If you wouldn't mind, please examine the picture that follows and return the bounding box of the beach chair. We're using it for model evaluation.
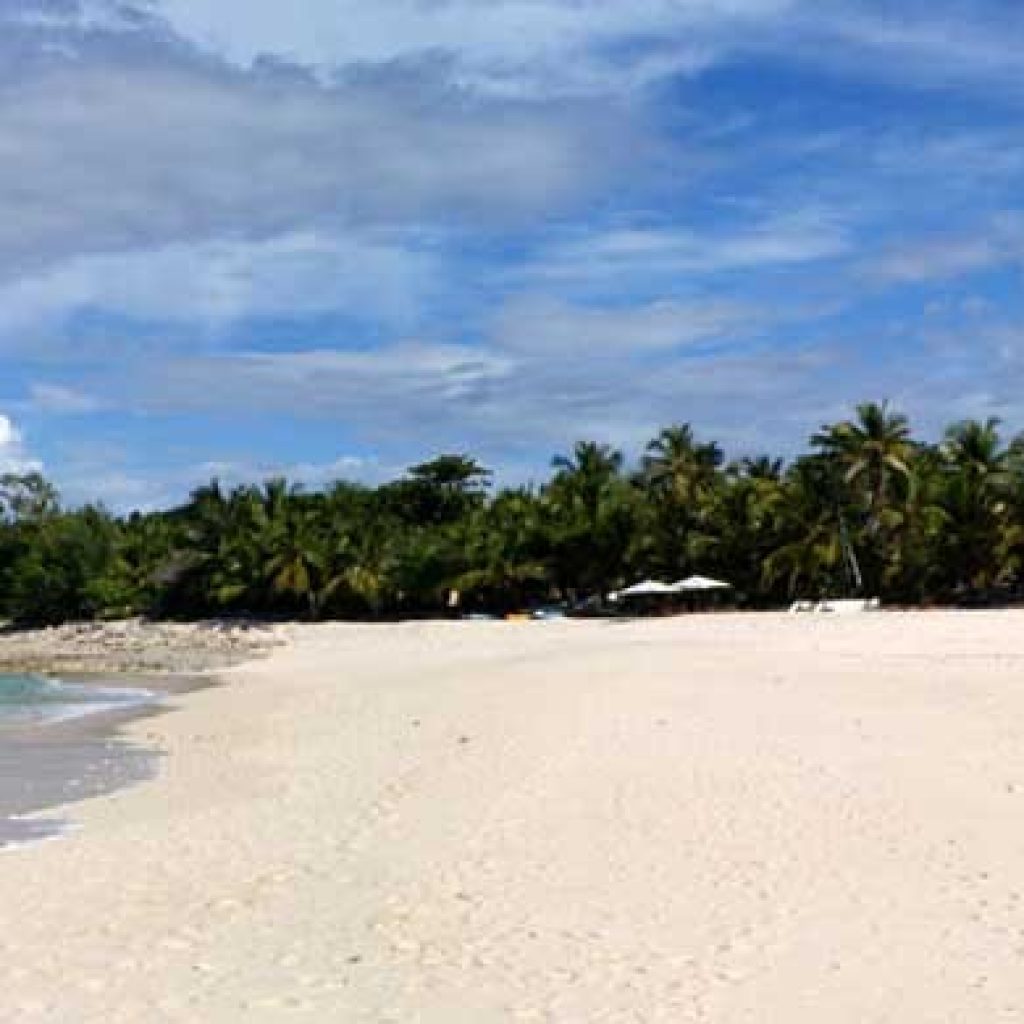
[816,598,881,614]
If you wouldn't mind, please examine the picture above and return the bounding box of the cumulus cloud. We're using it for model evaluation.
[0,415,42,474]
[192,454,390,489]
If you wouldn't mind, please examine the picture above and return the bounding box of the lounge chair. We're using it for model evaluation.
[815,598,881,614]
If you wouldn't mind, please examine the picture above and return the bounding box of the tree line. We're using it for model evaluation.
[2,402,1023,625]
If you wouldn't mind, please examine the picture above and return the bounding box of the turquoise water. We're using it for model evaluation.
[0,674,154,728]
[0,674,160,849]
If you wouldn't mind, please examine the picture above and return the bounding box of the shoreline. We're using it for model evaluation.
[0,674,209,850]
[0,619,280,853]
[3,611,1024,1020]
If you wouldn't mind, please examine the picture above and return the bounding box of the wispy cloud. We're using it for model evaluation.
[490,297,760,355]
[0,231,443,335]
[864,214,1024,283]
[28,383,104,415]
[524,210,851,293]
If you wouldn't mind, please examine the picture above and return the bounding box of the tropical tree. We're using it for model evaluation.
[639,425,724,578]
[4,403,1024,625]
[546,441,636,596]
[641,425,723,505]
[452,488,550,611]
[762,458,847,599]
[811,402,916,594]
[937,419,1010,593]
[812,401,913,526]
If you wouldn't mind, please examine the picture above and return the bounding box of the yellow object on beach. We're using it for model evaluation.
[505,612,531,622]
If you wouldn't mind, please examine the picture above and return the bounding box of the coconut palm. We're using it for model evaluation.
[938,419,1010,593]
[452,489,550,610]
[546,441,635,596]
[637,425,725,578]
[642,425,723,504]
[550,442,623,522]
[812,401,913,526]
[761,459,848,598]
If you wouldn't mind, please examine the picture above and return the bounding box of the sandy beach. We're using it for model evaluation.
[3,612,1024,1021]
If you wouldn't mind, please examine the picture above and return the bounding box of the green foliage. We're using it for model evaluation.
[2,406,1024,625]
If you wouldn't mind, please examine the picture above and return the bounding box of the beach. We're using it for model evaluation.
[2,612,1024,1021]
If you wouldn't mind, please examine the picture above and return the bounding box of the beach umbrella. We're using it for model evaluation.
[671,574,732,592]
[615,579,677,598]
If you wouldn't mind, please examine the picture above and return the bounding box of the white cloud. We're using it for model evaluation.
[148,0,796,96]
[491,297,757,355]
[0,48,628,281]
[0,415,42,474]
[192,454,389,489]
[6,0,1024,503]
[525,210,851,292]
[115,290,835,463]
[56,450,390,510]
[143,1,1024,100]
[810,6,1024,92]
[0,231,442,334]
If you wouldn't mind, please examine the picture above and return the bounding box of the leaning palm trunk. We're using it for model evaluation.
[838,510,863,594]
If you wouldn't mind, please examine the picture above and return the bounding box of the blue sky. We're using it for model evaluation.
[3,0,1024,507]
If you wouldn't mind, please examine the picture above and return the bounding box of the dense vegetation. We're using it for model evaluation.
[4,402,1024,625]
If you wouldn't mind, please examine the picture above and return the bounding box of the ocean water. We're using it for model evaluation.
[0,674,159,849]
[0,674,155,729]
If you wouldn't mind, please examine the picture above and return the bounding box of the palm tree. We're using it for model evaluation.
[939,419,1010,593]
[762,459,847,599]
[812,401,913,527]
[550,442,624,522]
[942,419,1007,483]
[737,455,784,482]
[639,425,724,578]
[810,402,918,594]
[641,425,723,505]
[546,441,633,596]
[711,459,787,601]
[452,489,550,611]
[263,505,328,618]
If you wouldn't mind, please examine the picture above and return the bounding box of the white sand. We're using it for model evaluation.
[3,612,1024,1021]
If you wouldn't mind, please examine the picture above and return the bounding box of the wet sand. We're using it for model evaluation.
[0,676,205,849]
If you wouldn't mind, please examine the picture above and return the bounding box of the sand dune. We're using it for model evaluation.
[3,612,1024,1021]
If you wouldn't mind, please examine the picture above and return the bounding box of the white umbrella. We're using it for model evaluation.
[615,579,677,599]
[672,575,731,592]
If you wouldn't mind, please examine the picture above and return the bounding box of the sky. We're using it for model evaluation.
[2,0,1024,507]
